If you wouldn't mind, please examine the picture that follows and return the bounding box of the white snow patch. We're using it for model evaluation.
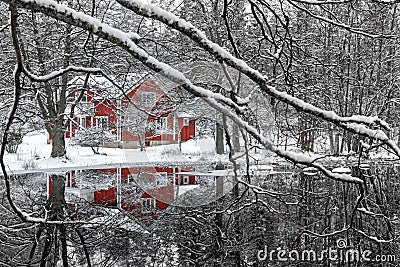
[176,184,200,196]
[331,167,352,174]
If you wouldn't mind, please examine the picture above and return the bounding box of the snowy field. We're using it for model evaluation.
[4,130,222,174]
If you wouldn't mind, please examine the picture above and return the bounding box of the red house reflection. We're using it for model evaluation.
[47,166,196,217]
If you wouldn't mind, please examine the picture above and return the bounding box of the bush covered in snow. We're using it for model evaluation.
[71,127,115,155]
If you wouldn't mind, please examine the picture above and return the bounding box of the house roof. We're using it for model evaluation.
[68,73,149,99]
[177,112,194,118]
[67,69,193,101]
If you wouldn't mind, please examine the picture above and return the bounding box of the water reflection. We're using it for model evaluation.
[47,164,236,215]
[9,161,400,266]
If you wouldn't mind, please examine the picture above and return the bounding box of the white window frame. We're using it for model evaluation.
[183,175,189,185]
[78,117,86,129]
[127,173,137,184]
[156,117,168,130]
[183,118,190,126]
[156,172,169,187]
[141,198,156,209]
[76,82,88,102]
[95,116,108,128]
[81,91,88,102]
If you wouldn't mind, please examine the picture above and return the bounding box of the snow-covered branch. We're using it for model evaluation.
[23,65,102,82]
[0,23,9,32]
[2,1,393,136]
[205,97,363,183]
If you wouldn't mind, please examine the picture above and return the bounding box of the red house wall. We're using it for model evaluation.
[94,188,117,206]
[93,100,116,120]
[179,118,195,141]
[63,78,195,145]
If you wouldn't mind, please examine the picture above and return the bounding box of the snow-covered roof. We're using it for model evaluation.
[68,73,148,98]
[177,112,194,118]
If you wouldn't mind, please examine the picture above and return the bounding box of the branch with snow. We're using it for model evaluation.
[289,0,352,4]
[4,1,394,138]
[23,65,102,82]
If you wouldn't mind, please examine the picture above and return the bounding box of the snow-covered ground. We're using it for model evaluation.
[4,130,223,174]
[6,130,378,176]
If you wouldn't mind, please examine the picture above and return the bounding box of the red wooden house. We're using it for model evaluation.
[55,74,195,147]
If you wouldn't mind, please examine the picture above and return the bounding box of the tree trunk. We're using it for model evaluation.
[49,174,66,215]
[138,134,145,151]
[43,174,67,265]
[54,174,68,267]
[216,122,224,155]
[329,128,335,154]
[51,126,66,158]
[91,146,100,155]
[214,120,225,266]
[60,224,69,267]
[232,124,240,153]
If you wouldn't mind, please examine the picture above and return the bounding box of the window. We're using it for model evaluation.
[141,92,156,108]
[79,117,86,129]
[156,117,168,130]
[156,172,168,187]
[183,118,190,126]
[81,92,88,102]
[95,116,108,128]
[127,173,137,184]
[93,89,103,100]
[141,198,155,209]
[183,175,189,185]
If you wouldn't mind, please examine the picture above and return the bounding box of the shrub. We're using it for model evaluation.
[71,127,115,154]
[5,128,24,154]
